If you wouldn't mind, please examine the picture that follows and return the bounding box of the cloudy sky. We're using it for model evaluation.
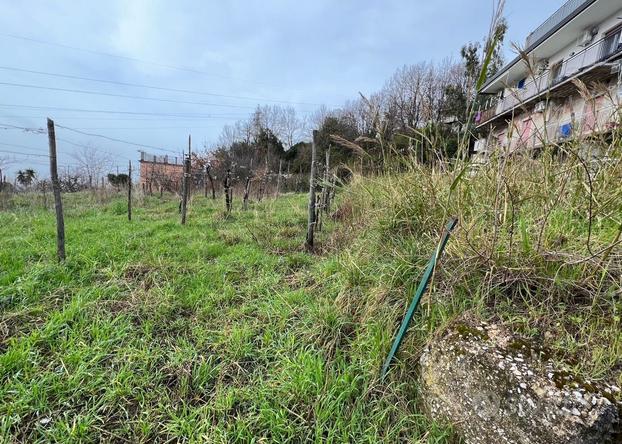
[0,0,564,177]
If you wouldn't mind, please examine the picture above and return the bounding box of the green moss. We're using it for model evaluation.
[454,324,489,341]
[552,370,618,405]
[508,338,551,361]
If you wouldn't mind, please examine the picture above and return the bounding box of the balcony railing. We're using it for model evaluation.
[476,32,622,126]
[476,102,620,154]
[140,151,183,165]
[525,0,593,48]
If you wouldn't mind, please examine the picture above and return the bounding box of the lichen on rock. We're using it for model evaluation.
[419,322,621,444]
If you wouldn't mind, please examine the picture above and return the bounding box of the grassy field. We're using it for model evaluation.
[1,154,621,443]
[0,191,453,443]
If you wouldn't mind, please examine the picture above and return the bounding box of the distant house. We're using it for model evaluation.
[139,151,185,192]
[475,0,622,157]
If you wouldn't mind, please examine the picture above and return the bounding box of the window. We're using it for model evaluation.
[517,78,526,89]
[550,61,563,84]
[601,27,622,60]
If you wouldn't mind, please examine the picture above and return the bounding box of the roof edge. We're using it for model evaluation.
[479,0,599,93]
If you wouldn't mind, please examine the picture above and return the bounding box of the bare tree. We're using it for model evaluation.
[70,143,113,188]
[279,106,308,149]
[0,156,11,187]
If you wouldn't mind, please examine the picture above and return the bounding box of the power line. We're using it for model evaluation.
[0,156,103,170]
[0,103,221,117]
[0,134,134,162]
[55,124,179,154]
[0,141,54,154]
[0,115,251,121]
[0,148,49,158]
[0,65,322,107]
[0,122,178,155]
[56,126,222,130]
[0,32,280,88]
[0,81,261,110]
[0,122,45,132]
[55,137,133,161]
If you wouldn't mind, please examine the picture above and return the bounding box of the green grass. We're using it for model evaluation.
[0,192,452,443]
[2,150,621,443]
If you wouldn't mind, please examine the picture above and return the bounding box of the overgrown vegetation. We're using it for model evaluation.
[1,2,620,441]
[1,127,621,441]
[0,192,454,442]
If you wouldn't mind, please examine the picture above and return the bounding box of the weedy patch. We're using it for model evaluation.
[1,149,619,443]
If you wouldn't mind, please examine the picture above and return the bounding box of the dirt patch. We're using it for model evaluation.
[123,264,160,290]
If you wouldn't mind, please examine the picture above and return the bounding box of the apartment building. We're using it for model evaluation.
[474,0,622,157]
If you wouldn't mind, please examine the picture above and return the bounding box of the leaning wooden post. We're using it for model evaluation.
[47,118,66,261]
[127,160,132,221]
[305,130,318,251]
[181,155,191,224]
[275,159,282,198]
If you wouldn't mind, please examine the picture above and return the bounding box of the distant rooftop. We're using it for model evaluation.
[525,0,593,48]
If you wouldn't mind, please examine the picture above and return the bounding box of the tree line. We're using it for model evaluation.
[207,20,507,176]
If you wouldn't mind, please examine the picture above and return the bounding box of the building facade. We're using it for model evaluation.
[139,151,185,192]
[475,0,622,157]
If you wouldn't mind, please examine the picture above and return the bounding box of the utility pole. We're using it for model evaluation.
[47,118,66,261]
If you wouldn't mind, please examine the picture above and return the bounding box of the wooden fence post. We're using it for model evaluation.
[326,173,336,213]
[275,159,282,198]
[181,155,191,225]
[243,174,251,210]
[315,192,323,232]
[323,147,331,213]
[206,164,216,199]
[305,130,318,251]
[128,160,132,221]
[224,169,232,213]
[41,181,48,209]
[187,135,192,197]
[204,167,208,198]
[47,118,66,261]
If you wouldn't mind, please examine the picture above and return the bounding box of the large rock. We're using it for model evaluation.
[420,322,621,444]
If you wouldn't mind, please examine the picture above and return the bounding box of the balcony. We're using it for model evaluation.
[476,32,622,127]
[525,0,594,49]
[140,151,184,165]
[475,100,620,156]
